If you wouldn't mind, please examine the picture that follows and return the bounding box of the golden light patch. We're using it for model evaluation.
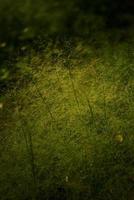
[0,103,3,109]
[115,134,123,143]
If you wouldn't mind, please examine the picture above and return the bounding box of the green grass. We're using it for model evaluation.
[0,41,134,200]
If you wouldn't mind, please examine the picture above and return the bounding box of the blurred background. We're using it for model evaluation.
[0,0,134,88]
[0,0,133,42]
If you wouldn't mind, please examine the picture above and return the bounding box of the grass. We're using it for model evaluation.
[0,40,134,200]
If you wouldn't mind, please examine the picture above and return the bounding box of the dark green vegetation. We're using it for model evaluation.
[0,0,134,200]
[0,0,134,89]
[0,0,134,66]
[0,39,134,200]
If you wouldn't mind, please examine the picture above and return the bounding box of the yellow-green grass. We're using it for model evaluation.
[0,42,134,200]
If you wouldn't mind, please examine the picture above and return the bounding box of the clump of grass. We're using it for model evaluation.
[0,40,134,200]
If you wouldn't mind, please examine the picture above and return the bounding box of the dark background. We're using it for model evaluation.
[0,0,134,43]
[0,0,133,75]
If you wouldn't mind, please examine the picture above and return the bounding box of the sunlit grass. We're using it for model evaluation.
[0,41,134,200]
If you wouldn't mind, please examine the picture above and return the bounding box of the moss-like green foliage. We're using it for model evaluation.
[0,41,134,200]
